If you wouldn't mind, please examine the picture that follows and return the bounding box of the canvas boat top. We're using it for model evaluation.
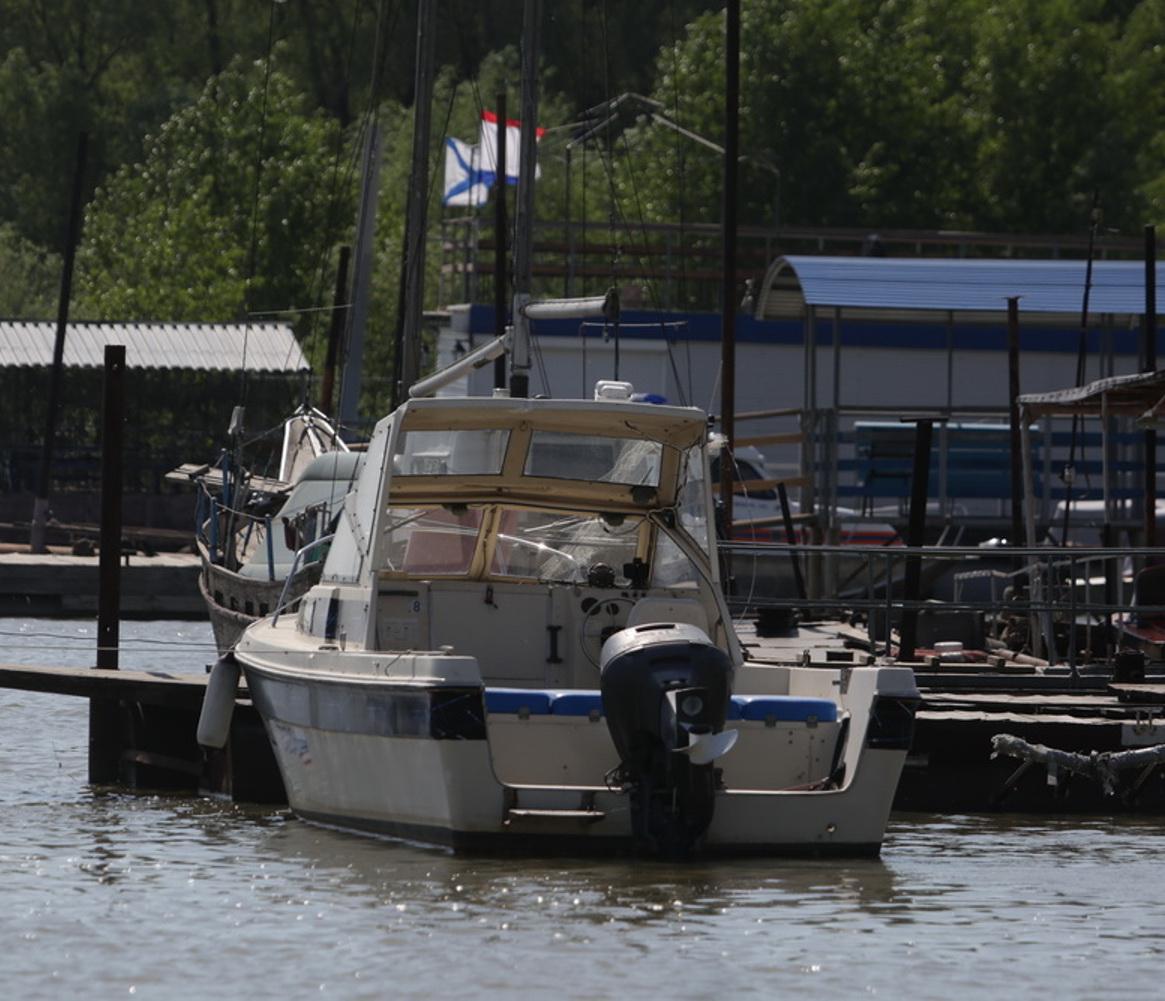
[374,394,710,513]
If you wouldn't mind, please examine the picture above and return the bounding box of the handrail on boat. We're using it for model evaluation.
[271,533,336,626]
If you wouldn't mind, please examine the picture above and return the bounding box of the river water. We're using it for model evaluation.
[2,618,1163,1000]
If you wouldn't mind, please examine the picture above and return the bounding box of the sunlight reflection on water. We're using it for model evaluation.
[2,619,1163,999]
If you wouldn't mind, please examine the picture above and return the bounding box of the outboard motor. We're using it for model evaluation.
[600,622,737,856]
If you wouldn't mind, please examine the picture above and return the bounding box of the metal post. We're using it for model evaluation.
[319,246,350,416]
[31,132,87,553]
[399,0,437,398]
[564,144,572,299]
[494,90,508,390]
[1145,224,1157,548]
[897,418,933,662]
[265,515,275,582]
[339,119,381,425]
[510,0,542,400]
[1020,411,1045,662]
[1007,297,1025,550]
[718,0,740,535]
[777,482,806,601]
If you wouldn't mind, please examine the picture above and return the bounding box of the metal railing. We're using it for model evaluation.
[272,534,336,626]
[721,540,1165,671]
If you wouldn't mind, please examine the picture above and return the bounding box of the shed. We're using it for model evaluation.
[749,256,1161,528]
[755,254,1162,410]
[0,320,309,372]
[0,321,315,497]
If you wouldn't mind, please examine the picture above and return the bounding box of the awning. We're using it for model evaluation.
[1017,370,1165,419]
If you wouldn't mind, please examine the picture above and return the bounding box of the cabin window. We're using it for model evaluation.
[651,530,701,588]
[394,428,509,476]
[490,508,643,583]
[381,506,483,575]
[677,445,712,557]
[524,432,662,487]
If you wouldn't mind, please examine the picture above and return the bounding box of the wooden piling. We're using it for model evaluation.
[90,344,125,783]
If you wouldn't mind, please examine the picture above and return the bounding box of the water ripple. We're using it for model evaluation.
[3,621,1165,998]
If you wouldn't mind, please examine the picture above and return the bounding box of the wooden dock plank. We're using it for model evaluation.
[0,662,210,709]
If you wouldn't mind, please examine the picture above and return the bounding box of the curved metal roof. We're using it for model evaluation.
[755,255,1165,319]
[0,321,309,372]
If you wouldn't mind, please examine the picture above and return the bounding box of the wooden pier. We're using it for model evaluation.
[0,660,285,803]
[737,618,1165,813]
[0,615,1162,815]
[0,549,202,617]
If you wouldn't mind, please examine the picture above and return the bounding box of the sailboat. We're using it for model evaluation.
[210,0,918,857]
[170,405,359,655]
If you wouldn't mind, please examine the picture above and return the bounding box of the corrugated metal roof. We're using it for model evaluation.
[0,321,309,372]
[756,256,1165,319]
[1018,369,1165,417]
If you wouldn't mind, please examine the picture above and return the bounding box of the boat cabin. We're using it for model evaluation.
[302,394,742,688]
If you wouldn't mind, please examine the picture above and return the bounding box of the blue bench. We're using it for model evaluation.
[843,422,1146,507]
[484,688,838,724]
[848,421,1041,504]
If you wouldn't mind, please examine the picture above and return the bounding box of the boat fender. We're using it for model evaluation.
[196,655,241,749]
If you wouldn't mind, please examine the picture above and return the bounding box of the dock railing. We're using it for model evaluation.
[728,402,1154,560]
[722,540,1165,672]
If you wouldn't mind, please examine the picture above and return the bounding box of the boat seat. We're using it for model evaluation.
[728,695,838,724]
[483,688,553,716]
[625,596,709,634]
[484,687,838,724]
[549,691,604,718]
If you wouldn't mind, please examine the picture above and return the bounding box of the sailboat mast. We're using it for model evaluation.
[510,0,542,400]
[399,0,438,399]
[719,0,740,531]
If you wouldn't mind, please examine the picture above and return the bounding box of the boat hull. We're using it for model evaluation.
[238,621,914,857]
[198,541,321,654]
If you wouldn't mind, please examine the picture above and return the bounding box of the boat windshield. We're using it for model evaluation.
[383,506,484,575]
[379,503,646,583]
[394,428,509,476]
[491,508,643,582]
[651,445,712,588]
[524,432,662,487]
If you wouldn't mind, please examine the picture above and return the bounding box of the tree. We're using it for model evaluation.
[964,0,1140,233]
[618,0,1155,243]
[0,224,61,318]
[75,51,355,328]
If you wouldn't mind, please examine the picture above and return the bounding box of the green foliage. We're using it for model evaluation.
[4,0,1165,427]
[0,224,61,318]
[75,52,354,326]
[626,0,1161,236]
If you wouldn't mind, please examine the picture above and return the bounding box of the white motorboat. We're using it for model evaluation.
[229,382,919,857]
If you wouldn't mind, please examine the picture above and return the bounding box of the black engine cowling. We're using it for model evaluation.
[600,621,734,856]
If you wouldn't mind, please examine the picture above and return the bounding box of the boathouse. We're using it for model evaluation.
[436,255,1163,540]
[0,320,312,534]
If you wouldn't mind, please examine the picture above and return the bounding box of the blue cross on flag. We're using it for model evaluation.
[442,137,490,207]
